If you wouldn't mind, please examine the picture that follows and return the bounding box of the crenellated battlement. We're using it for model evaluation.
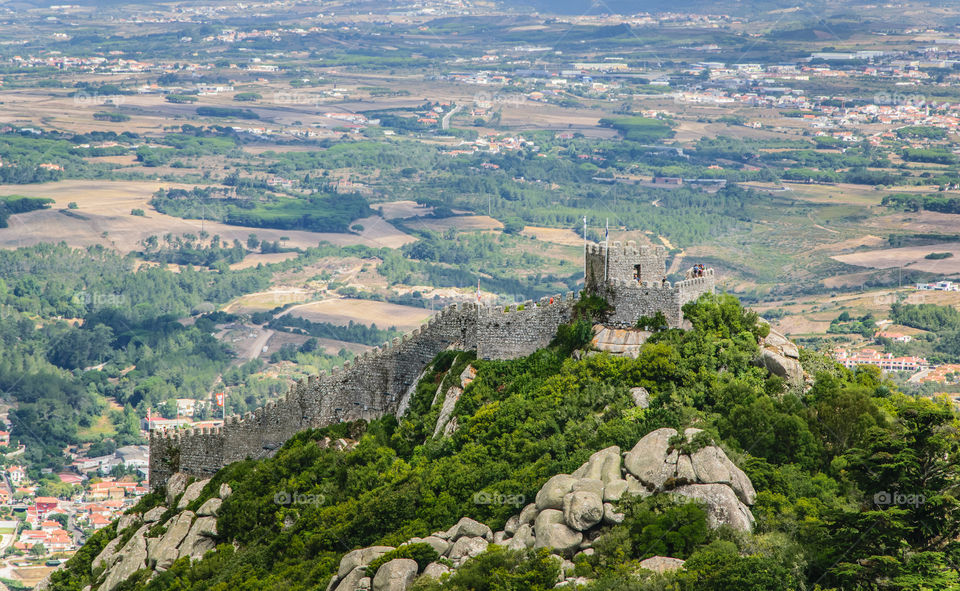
[149,298,483,488]
[150,238,716,490]
[477,291,577,318]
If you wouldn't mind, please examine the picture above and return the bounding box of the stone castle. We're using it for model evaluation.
[149,241,715,488]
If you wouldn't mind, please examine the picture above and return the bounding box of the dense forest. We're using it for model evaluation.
[0,243,276,470]
[48,294,960,590]
[150,189,371,234]
[882,193,960,215]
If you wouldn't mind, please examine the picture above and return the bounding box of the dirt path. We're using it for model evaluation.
[808,211,840,234]
[241,328,275,362]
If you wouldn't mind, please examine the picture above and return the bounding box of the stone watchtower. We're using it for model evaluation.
[585,241,667,291]
[584,240,715,328]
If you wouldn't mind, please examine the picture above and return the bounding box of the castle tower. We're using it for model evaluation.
[585,240,667,294]
[584,238,715,328]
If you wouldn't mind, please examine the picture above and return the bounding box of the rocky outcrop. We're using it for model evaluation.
[433,386,463,437]
[638,556,686,574]
[562,491,603,531]
[372,559,418,591]
[444,517,493,541]
[330,427,757,589]
[591,326,651,358]
[99,524,149,591]
[89,475,226,590]
[166,473,190,505]
[630,387,650,408]
[671,484,754,532]
[758,326,804,387]
[536,475,577,510]
[622,427,756,520]
[178,479,209,509]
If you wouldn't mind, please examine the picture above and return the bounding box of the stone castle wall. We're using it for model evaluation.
[476,292,578,360]
[149,303,479,488]
[149,243,716,490]
[604,269,716,328]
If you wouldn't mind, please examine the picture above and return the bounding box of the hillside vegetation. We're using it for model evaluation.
[47,295,960,590]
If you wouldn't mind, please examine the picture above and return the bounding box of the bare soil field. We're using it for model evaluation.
[810,234,886,253]
[230,252,301,269]
[779,183,888,205]
[772,314,833,336]
[497,103,619,137]
[821,270,884,288]
[283,298,431,331]
[84,154,140,166]
[377,200,434,219]
[832,242,960,275]
[0,181,413,252]
[223,289,324,314]
[522,226,585,247]
[865,211,960,235]
[409,215,503,232]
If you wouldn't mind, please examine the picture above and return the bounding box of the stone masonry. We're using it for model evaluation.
[149,241,715,489]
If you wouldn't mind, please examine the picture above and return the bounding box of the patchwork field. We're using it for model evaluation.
[832,242,960,275]
[0,181,414,252]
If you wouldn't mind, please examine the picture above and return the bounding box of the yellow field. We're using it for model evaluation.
[229,252,301,270]
[409,215,503,232]
[833,243,960,274]
[282,298,432,331]
[522,226,584,247]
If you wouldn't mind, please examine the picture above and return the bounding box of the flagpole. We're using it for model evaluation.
[603,218,609,282]
[583,216,587,288]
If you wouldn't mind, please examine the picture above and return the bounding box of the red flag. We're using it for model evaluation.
[216,392,224,407]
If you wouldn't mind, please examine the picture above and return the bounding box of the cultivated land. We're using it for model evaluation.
[281,298,432,331]
[0,181,414,251]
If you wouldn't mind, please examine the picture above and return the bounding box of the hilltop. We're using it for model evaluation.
[41,294,960,591]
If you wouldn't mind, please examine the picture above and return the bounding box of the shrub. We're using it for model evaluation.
[636,311,669,332]
[573,293,612,322]
[165,94,198,104]
[365,543,438,576]
[553,318,594,352]
[409,547,559,591]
